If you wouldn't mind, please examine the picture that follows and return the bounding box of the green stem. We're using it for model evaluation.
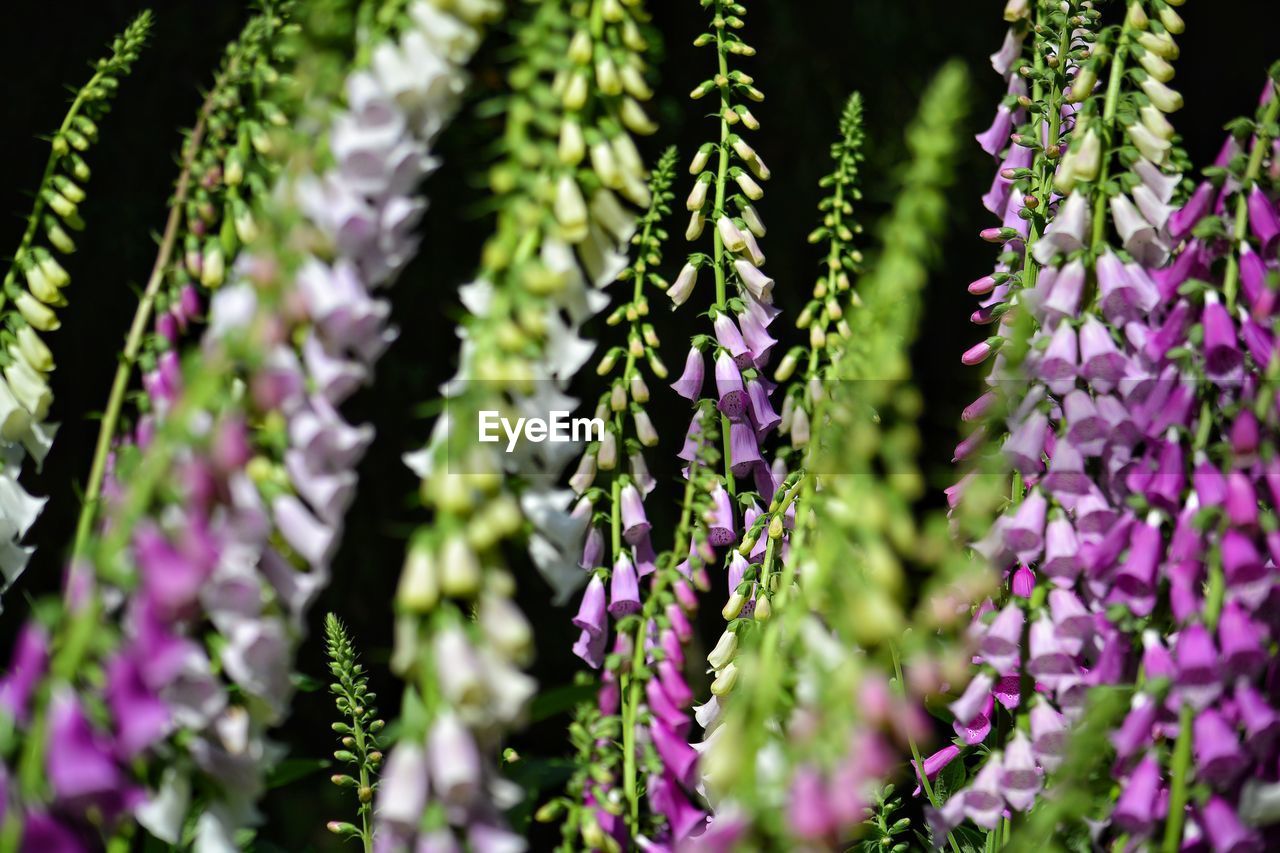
[1,73,102,305]
[72,79,223,560]
[1160,704,1194,853]
[892,644,963,853]
[1222,87,1280,310]
[711,5,735,498]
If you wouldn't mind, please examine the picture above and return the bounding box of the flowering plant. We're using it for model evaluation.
[0,0,1276,851]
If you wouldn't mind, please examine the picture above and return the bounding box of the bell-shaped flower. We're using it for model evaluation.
[608,554,641,618]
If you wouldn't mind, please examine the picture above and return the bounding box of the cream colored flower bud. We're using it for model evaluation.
[5,360,51,420]
[716,216,747,253]
[397,538,440,612]
[1067,66,1097,103]
[1158,5,1184,33]
[630,374,649,403]
[686,178,709,211]
[15,292,59,332]
[735,172,763,200]
[1136,31,1179,60]
[567,29,592,64]
[721,592,746,621]
[554,175,589,243]
[0,379,32,441]
[595,57,622,96]
[558,120,584,166]
[620,63,652,100]
[710,661,739,696]
[620,98,656,135]
[1137,50,1174,83]
[707,631,738,670]
[1141,77,1183,113]
[612,133,644,179]
[25,267,61,305]
[774,351,798,382]
[686,211,706,242]
[15,326,54,374]
[201,245,225,287]
[439,534,482,598]
[563,72,588,111]
[597,430,618,470]
[1124,1,1148,29]
[1127,121,1171,164]
[1139,104,1175,140]
[740,203,766,237]
[689,145,712,175]
[590,141,622,188]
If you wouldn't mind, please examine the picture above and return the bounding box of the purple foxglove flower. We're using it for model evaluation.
[1221,528,1265,593]
[746,379,780,437]
[1112,753,1161,837]
[1081,512,1134,576]
[1240,310,1275,368]
[1010,565,1035,599]
[47,690,139,820]
[1239,243,1269,311]
[713,313,752,370]
[105,654,171,759]
[961,759,1005,830]
[1225,471,1259,528]
[633,534,658,579]
[706,483,736,547]
[1095,394,1140,448]
[714,352,748,420]
[1000,731,1041,811]
[0,623,47,723]
[1042,517,1081,583]
[961,339,998,366]
[1029,700,1067,772]
[968,273,998,296]
[1200,795,1263,853]
[734,258,774,303]
[1203,295,1244,382]
[608,555,641,618]
[579,525,604,570]
[1033,193,1090,265]
[1144,300,1192,362]
[737,308,776,368]
[1027,615,1075,687]
[657,659,693,709]
[979,603,1024,675]
[573,573,607,636]
[787,766,836,841]
[647,677,690,736]
[619,484,650,545]
[427,711,482,807]
[728,421,762,478]
[950,673,994,744]
[1003,490,1046,560]
[677,409,705,466]
[376,742,428,833]
[954,424,989,463]
[1218,602,1266,678]
[1062,390,1105,447]
[1079,315,1127,388]
[1048,588,1093,643]
[1235,680,1280,755]
[273,493,338,569]
[135,523,214,620]
[1097,250,1146,324]
[284,451,356,525]
[1194,708,1247,788]
[19,813,88,851]
[666,602,693,644]
[912,745,961,796]
[1193,458,1228,508]
[1247,185,1280,255]
[573,628,606,669]
[1174,624,1222,710]
[1168,181,1214,240]
[1111,696,1158,765]
[1041,259,1085,325]
[976,102,1015,157]
[1086,627,1131,687]
[671,347,706,401]
[1230,410,1260,458]
[1113,515,1162,607]
[650,720,698,788]
[1042,439,1090,496]
[989,27,1025,78]
[1003,410,1048,476]
[1144,438,1186,512]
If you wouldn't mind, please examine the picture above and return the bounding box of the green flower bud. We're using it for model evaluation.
[15,292,60,332]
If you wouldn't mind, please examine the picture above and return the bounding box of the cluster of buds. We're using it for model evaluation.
[0,11,152,594]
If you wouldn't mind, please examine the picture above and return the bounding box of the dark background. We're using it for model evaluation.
[1,1,1275,848]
